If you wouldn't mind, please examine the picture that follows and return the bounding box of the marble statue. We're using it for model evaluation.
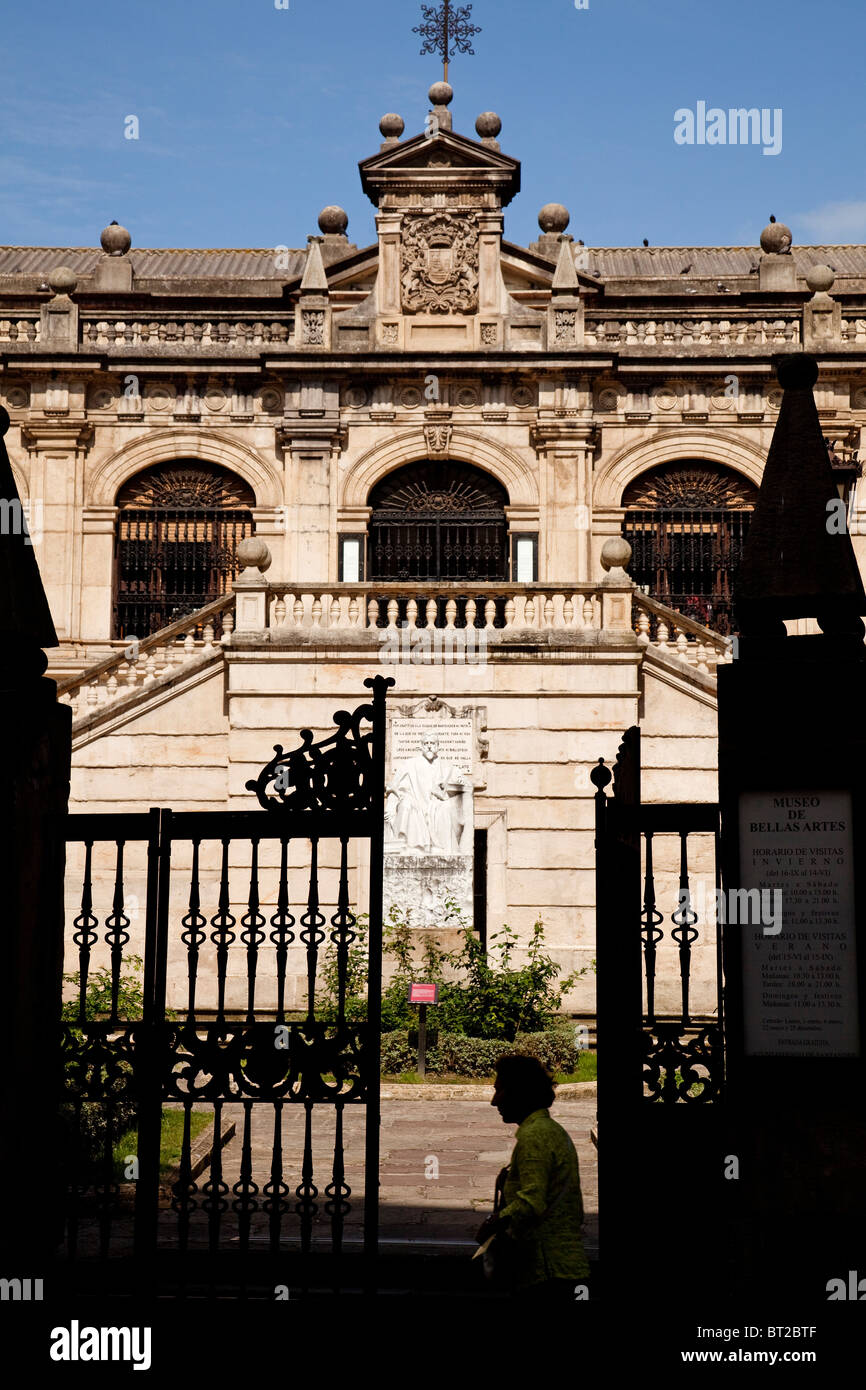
[386,734,467,854]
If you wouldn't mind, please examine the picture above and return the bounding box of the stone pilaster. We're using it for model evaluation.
[531,414,597,582]
[80,506,117,639]
[20,418,94,639]
[277,386,343,582]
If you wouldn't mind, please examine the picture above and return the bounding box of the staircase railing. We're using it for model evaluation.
[633,591,733,673]
[56,593,235,718]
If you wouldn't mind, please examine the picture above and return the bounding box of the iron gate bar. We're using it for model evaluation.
[641,831,663,1026]
[593,729,725,1103]
[58,676,393,1297]
[593,727,727,1304]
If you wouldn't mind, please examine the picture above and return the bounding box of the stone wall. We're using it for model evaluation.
[65,619,722,1018]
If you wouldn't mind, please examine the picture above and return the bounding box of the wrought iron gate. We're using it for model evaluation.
[621,461,758,635]
[592,727,731,1300]
[368,460,509,581]
[56,676,392,1298]
[114,461,254,639]
[623,508,752,635]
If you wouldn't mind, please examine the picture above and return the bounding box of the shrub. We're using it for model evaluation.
[381,1028,579,1079]
[380,1030,419,1075]
[317,915,371,1025]
[435,916,585,1041]
[318,902,586,1044]
[61,954,148,1025]
[59,955,159,1174]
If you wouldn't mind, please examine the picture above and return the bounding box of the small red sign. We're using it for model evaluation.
[408,983,439,1005]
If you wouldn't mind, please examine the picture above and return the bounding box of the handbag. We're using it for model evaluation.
[478,1163,574,1287]
[478,1166,522,1288]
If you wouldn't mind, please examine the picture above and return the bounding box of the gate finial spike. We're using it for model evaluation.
[590,757,612,791]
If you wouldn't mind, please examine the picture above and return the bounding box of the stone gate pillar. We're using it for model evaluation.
[0,406,72,1269]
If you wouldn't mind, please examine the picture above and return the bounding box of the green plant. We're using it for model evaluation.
[112,1109,211,1181]
[317,914,371,1024]
[435,916,585,1041]
[317,901,455,1030]
[61,954,146,1023]
[380,1027,583,1079]
[317,901,587,1044]
[59,955,175,1173]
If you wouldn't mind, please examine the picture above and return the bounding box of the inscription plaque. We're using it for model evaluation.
[738,789,860,1058]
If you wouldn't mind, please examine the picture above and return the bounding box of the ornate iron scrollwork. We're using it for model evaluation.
[246,682,393,813]
[164,1022,368,1104]
[642,1025,723,1103]
[622,462,758,511]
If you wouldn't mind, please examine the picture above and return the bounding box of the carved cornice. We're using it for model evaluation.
[20,419,94,452]
[530,419,598,450]
[277,418,347,452]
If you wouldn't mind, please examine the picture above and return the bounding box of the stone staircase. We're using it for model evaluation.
[57,594,235,748]
[56,583,730,750]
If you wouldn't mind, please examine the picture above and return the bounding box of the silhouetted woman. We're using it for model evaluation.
[477,1054,590,1301]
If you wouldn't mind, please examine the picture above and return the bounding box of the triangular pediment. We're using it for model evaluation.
[360,129,520,207]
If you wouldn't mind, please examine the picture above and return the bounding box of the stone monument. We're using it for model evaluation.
[383,702,476,931]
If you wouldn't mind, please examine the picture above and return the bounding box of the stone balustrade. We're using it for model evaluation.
[58,575,733,727]
[0,317,40,343]
[584,317,800,347]
[261,584,608,635]
[56,595,235,721]
[633,592,733,672]
[80,317,293,349]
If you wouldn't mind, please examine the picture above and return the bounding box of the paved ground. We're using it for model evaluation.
[198,1091,599,1258]
[70,1091,598,1271]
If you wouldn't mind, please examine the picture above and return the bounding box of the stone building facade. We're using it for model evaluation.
[3,82,866,1015]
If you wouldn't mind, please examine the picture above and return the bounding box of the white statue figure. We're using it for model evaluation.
[386,735,467,854]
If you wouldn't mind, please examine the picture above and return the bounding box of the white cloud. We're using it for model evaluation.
[796,200,866,243]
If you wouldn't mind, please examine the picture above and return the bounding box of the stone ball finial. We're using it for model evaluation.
[775,353,819,391]
[0,405,10,437]
[428,81,454,107]
[538,203,571,234]
[48,266,77,296]
[236,536,272,573]
[318,205,348,235]
[760,215,792,254]
[600,537,633,574]
[100,220,132,255]
[475,111,502,139]
[379,112,405,139]
[806,263,835,294]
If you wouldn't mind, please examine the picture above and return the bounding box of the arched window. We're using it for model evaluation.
[114,461,255,639]
[622,462,758,635]
[368,460,509,582]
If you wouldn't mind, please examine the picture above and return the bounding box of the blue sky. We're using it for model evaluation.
[1,0,864,251]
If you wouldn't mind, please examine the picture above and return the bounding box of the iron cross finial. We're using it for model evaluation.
[413,2,481,83]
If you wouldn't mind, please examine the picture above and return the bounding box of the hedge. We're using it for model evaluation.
[381,1027,579,1078]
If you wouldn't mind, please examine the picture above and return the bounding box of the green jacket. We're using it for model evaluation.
[499,1108,590,1287]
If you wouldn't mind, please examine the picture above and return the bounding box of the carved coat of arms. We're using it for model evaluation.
[401,213,479,314]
